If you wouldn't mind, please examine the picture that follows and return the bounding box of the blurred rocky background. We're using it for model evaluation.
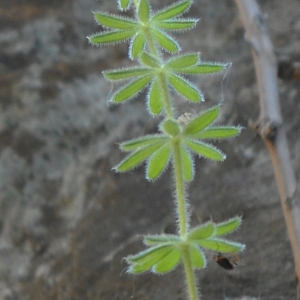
[0,0,300,299]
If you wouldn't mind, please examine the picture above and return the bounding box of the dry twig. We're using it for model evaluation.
[235,0,300,297]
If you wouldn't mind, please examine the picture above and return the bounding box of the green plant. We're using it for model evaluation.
[88,0,245,299]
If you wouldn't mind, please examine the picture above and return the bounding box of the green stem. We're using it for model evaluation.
[133,0,158,58]
[173,141,199,300]
[132,2,198,298]
[144,30,159,58]
[182,248,199,300]
[133,0,173,118]
[173,141,188,237]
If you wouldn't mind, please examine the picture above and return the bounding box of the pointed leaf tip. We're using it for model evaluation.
[126,245,173,273]
[166,53,199,69]
[154,19,198,31]
[103,67,151,81]
[120,135,167,151]
[152,0,192,22]
[194,126,242,140]
[152,29,180,53]
[184,106,220,136]
[115,142,164,172]
[88,30,135,46]
[180,62,227,75]
[112,74,152,103]
[93,12,137,29]
[144,234,181,246]
[214,216,242,237]
[185,140,225,161]
[196,238,245,253]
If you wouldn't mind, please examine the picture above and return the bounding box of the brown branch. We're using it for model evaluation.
[235,0,300,297]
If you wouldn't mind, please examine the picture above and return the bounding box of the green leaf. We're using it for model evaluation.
[130,33,146,58]
[179,63,227,74]
[118,0,131,10]
[140,52,161,68]
[93,12,137,29]
[187,221,215,241]
[144,234,181,246]
[147,143,172,180]
[183,106,219,135]
[152,0,192,22]
[185,140,225,161]
[153,247,181,273]
[148,79,163,115]
[190,244,206,269]
[196,238,245,253]
[121,135,168,151]
[88,29,135,45]
[161,119,181,136]
[112,75,152,102]
[168,74,202,102]
[104,67,151,80]
[115,143,164,172]
[154,19,197,31]
[152,28,180,52]
[180,146,194,181]
[214,216,242,237]
[127,244,173,273]
[193,126,242,140]
[166,53,199,69]
[138,0,150,23]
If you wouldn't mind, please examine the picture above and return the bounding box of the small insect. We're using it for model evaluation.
[213,253,239,270]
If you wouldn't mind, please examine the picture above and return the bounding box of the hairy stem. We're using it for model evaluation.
[144,29,159,58]
[134,3,197,299]
[173,140,188,237]
[173,140,198,300]
[182,248,199,300]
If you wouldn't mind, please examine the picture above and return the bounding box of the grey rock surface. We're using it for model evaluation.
[0,0,300,299]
